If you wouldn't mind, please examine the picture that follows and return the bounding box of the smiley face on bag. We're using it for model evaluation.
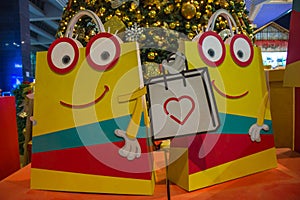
[33,32,142,135]
[187,31,271,121]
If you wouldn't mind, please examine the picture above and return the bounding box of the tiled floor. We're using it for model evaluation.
[0,148,299,200]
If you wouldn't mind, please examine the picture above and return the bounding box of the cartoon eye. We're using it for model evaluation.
[230,34,254,67]
[198,31,226,67]
[47,38,79,74]
[86,32,121,71]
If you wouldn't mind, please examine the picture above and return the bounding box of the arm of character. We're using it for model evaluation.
[248,91,270,142]
[114,87,149,160]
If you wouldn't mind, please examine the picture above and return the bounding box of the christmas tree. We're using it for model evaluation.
[56,0,253,78]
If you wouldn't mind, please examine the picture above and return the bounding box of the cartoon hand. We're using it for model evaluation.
[114,129,141,161]
[248,123,269,142]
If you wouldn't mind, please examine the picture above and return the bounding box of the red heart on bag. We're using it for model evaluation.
[163,95,195,125]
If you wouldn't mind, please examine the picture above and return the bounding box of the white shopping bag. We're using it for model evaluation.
[147,67,219,140]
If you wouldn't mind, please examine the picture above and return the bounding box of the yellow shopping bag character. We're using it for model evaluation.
[31,10,154,195]
[168,9,277,191]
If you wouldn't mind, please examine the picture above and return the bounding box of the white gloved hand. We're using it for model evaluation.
[114,129,141,161]
[248,123,269,142]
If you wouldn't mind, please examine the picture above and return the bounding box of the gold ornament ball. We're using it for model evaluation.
[100,7,106,13]
[131,2,138,9]
[148,10,156,18]
[192,25,198,32]
[164,7,171,14]
[84,35,90,43]
[219,20,226,29]
[232,26,237,32]
[169,22,176,29]
[148,52,156,60]
[197,24,202,30]
[181,2,197,20]
[185,22,191,29]
[196,12,201,19]
[188,32,195,40]
[89,30,96,37]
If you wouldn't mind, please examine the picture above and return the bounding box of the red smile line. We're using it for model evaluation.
[212,80,248,99]
[60,85,109,109]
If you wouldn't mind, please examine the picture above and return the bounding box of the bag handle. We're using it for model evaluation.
[193,9,238,41]
[64,10,106,38]
[206,9,238,36]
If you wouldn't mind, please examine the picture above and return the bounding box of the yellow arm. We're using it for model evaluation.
[118,87,149,139]
[256,91,269,126]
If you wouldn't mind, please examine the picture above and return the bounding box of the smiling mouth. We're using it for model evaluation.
[212,80,248,99]
[60,85,109,109]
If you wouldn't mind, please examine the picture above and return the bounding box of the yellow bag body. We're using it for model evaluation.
[168,9,277,191]
[31,10,154,195]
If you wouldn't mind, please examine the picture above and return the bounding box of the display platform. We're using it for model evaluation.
[0,149,299,200]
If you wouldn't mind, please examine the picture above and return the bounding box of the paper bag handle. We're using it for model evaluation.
[206,9,238,36]
[192,9,238,41]
[64,10,105,38]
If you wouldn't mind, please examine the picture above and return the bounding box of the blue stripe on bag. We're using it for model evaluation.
[215,113,273,134]
[32,114,147,153]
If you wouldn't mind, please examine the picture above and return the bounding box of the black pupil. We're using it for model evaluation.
[62,55,71,64]
[237,50,244,58]
[207,48,215,58]
[101,51,110,60]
